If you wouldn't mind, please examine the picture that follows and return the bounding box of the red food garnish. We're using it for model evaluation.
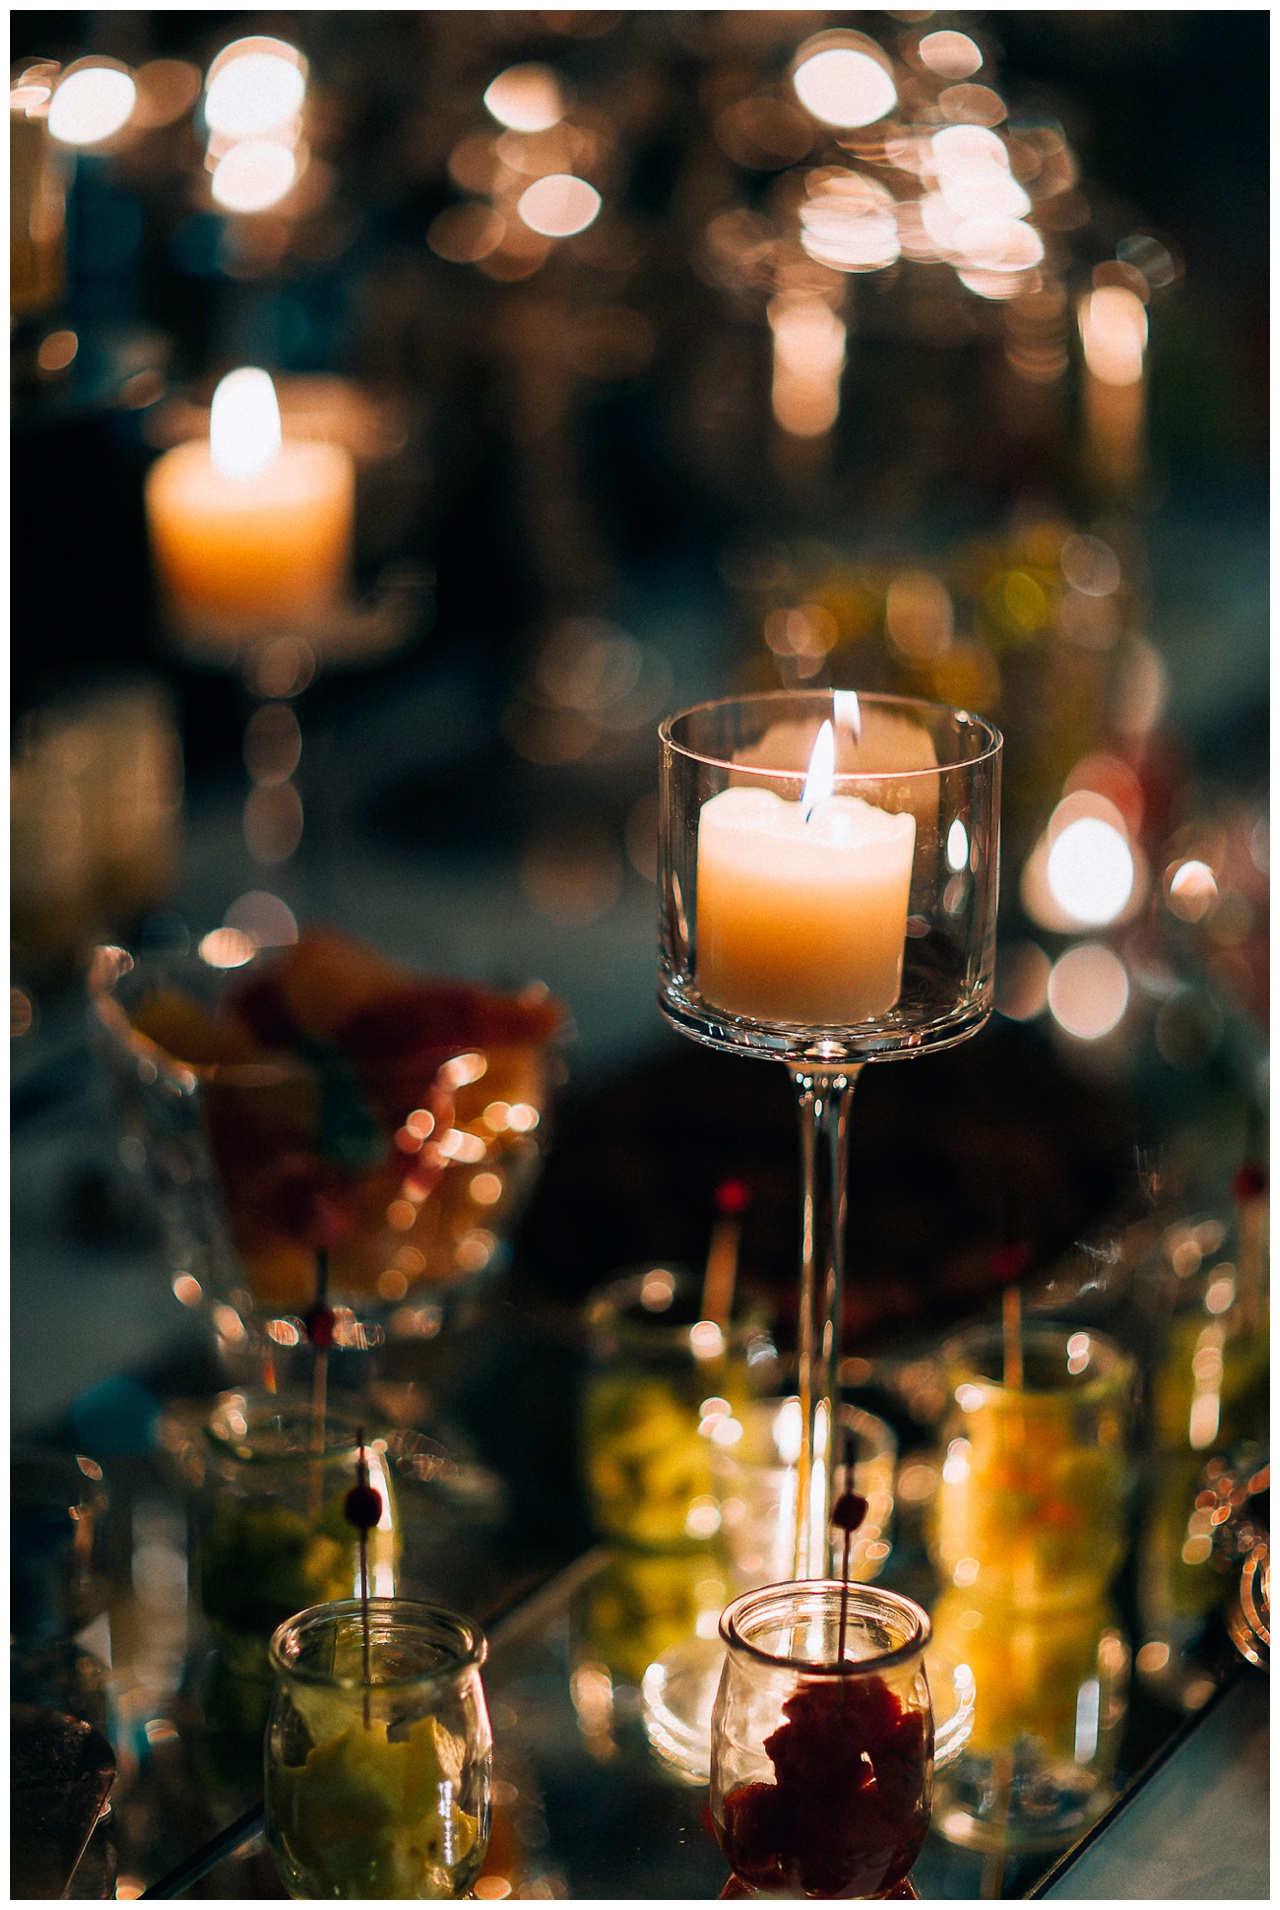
[343,1481,382,1532]
[304,1304,336,1350]
[1233,1163,1267,1203]
[719,1677,930,1899]
[991,1242,1031,1286]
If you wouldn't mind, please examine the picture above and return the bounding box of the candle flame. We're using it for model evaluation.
[210,366,282,478]
[833,689,861,742]
[801,719,836,821]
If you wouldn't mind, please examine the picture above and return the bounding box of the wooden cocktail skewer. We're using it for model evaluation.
[344,1428,382,1732]
[305,1249,336,1521]
[701,1179,749,1330]
[992,1241,1030,1394]
[830,1430,868,1669]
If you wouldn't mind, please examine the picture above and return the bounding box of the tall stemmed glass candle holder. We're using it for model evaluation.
[659,691,1000,1577]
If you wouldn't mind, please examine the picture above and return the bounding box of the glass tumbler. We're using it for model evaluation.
[172,1395,399,1756]
[266,1598,492,1900]
[931,1326,1131,1609]
[583,1263,776,1549]
[711,1581,935,1899]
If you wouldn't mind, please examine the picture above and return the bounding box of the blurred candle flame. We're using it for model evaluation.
[210,367,281,478]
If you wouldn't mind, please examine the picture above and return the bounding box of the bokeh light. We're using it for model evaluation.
[792,36,897,129]
[995,940,1051,1021]
[919,31,983,79]
[1047,943,1129,1040]
[47,63,137,145]
[211,139,298,214]
[1046,816,1135,926]
[1079,286,1147,386]
[204,39,306,139]
[800,173,900,272]
[769,294,846,437]
[223,890,298,946]
[484,64,565,132]
[516,173,600,237]
[1166,860,1218,923]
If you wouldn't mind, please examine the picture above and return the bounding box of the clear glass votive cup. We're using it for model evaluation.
[713,1398,897,1590]
[266,1598,492,1900]
[931,1325,1131,1609]
[711,1581,936,1900]
[582,1263,776,1550]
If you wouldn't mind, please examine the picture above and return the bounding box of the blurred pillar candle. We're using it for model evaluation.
[696,722,915,1024]
[145,367,352,651]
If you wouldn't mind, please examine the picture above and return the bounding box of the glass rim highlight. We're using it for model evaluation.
[720,1579,932,1676]
[660,689,1003,782]
[269,1597,487,1688]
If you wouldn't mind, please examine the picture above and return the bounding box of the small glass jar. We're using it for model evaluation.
[931,1326,1130,1610]
[714,1399,897,1590]
[582,1264,776,1550]
[929,1588,1129,1851]
[174,1395,399,1756]
[711,1581,934,1899]
[266,1598,491,1900]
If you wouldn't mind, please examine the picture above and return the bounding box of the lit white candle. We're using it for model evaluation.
[696,720,916,1025]
[146,367,353,649]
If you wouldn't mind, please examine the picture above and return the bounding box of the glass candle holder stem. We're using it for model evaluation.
[790,1059,859,1579]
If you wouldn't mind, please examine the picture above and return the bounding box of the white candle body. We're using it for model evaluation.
[146,438,353,645]
[696,786,916,1025]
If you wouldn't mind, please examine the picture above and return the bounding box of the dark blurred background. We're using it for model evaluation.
[11,10,1268,1376]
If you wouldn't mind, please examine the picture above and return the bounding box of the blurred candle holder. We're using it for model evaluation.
[930,1324,1132,1612]
[641,1399,897,1784]
[928,1589,1130,1854]
[165,1393,398,1772]
[582,1263,777,1552]
[659,691,1001,1578]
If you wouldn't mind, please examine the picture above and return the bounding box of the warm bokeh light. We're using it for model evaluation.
[800,173,900,272]
[132,59,202,129]
[37,329,78,372]
[204,39,306,139]
[516,173,600,237]
[223,890,298,946]
[1166,859,1219,923]
[1060,533,1121,596]
[919,31,983,79]
[47,63,137,145]
[199,926,256,968]
[1047,943,1129,1040]
[792,36,897,129]
[211,139,298,213]
[1079,286,1147,386]
[1046,816,1135,926]
[210,367,281,477]
[484,63,565,132]
[885,570,952,659]
[995,940,1051,1021]
[428,203,506,264]
[930,124,1008,178]
[954,216,1043,271]
[940,170,1030,220]
[769,294,846,437]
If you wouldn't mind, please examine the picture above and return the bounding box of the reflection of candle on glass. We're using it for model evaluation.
[145,367,353,646]
[697,720,916,1025]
